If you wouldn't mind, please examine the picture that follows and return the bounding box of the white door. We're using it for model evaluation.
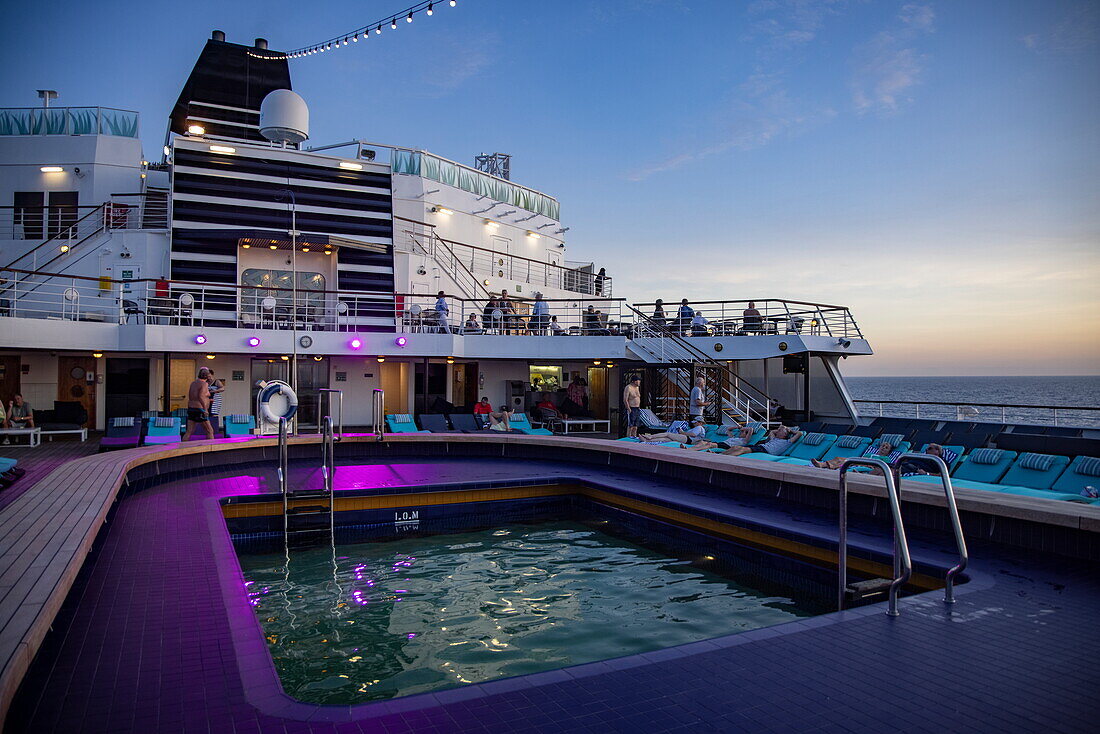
[491,236,512,280]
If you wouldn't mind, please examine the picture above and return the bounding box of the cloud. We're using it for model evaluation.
[626,75,836,180]
[850,32,926,114]
[1022,3,1098,54]
[747,0,847,49]
[899,4,935,32]
[420,40,493,96]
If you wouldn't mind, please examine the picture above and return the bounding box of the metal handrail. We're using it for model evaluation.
[318,389,344,437]
[373,388,385,441]
[277,416,289,499]
[892,453,968,603]
[838,457,912,617]
[853,398,1100,427]
[321,416,336,497]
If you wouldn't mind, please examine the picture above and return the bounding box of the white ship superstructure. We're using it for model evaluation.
[0,32,872,431]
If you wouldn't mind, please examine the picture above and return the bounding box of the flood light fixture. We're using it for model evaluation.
[194,334,207,345]
[187,124,205,135]
[40,166,63,173]
[394,336,408,347]
[349,337,363,350]
[247,336,261,348]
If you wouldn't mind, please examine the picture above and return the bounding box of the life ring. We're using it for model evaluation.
[258,381,298,424]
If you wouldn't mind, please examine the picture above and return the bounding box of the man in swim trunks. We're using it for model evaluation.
[623,375,642,438]
[182,367,214,440]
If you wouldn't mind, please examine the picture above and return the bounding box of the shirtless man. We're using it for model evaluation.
[182,367,214,440]
[623,375,642,438]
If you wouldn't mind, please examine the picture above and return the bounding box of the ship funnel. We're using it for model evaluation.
[259,89,309,145]
[211,30,225,41]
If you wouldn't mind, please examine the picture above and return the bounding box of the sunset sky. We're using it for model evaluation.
[1,0,1097,375]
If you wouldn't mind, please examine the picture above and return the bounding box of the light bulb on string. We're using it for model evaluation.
[391,18,398,29]
[376,25,382,34]
[450,0,457,6]
[427,3,434,15]
[406,11,413,22]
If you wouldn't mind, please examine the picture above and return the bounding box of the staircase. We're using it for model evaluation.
[407,230,491,301]
[625,305,776,426]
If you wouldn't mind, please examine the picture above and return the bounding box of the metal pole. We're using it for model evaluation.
[162,352,171,414]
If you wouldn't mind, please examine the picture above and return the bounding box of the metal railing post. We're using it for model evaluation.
[838,457,912,617]
[373,388,385,441]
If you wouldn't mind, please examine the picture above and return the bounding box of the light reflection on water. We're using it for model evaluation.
[239,521,812,704]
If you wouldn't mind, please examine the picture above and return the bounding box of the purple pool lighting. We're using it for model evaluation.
[247,336,261,347]
[349,337,363,349]
[394,336,407,347]
[194,334,207,345]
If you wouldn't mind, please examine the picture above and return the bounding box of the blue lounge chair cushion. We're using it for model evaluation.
[0,458,17,471]
[801,432,828,446]
[738,453,788,462]
[999,453,1071,490]
[953,450,1017,484]
[1051,456,1100,495]
[877,433,906,449]
[785,435,838,461]
[153,417,176,428]
[509,414,554,435]
[819,436,871,460]
[967,448,1004,465]
[835,435,863,449]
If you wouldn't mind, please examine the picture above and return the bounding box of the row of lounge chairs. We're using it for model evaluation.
[385,413,554,435]
[99,414,257,451]
[0,457,26,489]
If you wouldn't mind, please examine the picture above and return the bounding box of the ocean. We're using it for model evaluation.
[847,376,1100,428]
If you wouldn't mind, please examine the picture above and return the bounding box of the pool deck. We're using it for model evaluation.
[3,436,1099,732]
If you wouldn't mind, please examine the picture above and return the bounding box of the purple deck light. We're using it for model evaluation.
[247,336,261,347]
[194,334,207,345]
[394,336,407,347]
[349,337,363,350]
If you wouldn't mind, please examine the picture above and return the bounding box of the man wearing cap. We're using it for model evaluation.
[623,375,642,438]
[638,416,708,445]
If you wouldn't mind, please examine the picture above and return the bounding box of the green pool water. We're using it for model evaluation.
[238,521,812,704]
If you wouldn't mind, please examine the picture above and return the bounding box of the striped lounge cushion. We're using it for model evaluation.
[941,448,959,466]
[153,417,176,428]
[878,434,905,449]
[111,417,135,427]
[863,445,902,464]
[228,414,251,423]
[1075,456,1100,477]
[668,420,690,434]
[744,422,762,432]
[391,414,413,424]
[1018,453,1055,472]
[802,432,828,446]
[836,435,863,449]
[968,448,1003,465]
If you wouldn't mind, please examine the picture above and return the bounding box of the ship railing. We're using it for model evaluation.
[0,106,140,138]
[0,194,169,243]
[396,218,612,297]
[631,299,863,340]
[0,270,124,322]
[854,399,1100,429]
[394,293,626,336]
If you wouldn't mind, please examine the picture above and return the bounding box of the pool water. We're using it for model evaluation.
[238,520,814,704]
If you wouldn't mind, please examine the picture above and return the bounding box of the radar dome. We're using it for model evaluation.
[259,89,309,145]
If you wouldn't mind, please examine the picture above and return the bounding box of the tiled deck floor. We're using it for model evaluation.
[7,458,1100,733]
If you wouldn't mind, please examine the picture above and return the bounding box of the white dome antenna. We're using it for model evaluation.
[259,90,309,145]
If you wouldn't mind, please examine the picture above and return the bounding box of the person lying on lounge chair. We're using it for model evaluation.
[639,416,708,445]
[486,406,514,431]
[896,443,957,476]
[685,423,756,452]
[812,440,900,474]
[722,424,801,456]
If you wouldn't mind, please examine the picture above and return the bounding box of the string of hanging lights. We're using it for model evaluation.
[252,0,458,60]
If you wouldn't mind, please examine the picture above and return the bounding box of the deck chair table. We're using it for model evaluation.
[559,418,611,434]
[0,428,41,447]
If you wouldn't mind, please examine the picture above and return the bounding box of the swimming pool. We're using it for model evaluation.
[230,491,841,704]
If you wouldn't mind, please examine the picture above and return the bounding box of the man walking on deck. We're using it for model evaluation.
[623,375,642,438]
[183,367,215,440]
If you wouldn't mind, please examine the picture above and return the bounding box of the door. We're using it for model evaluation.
[491,236,512,279]
[105,358,150,421]
[449,362,479,409]
[13,192,43,239]
[587,367,608,420]
[48,191,79,238]
[380,362,408,414]
[0,356,20,411]
[414,361,449,414]
[169,358,197,412]
[295,358,329,429]
[57,356,96,427]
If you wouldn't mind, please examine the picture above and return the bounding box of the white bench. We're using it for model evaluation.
[41,428,88,442]
[0,428,41,447]
[560,419,611,435]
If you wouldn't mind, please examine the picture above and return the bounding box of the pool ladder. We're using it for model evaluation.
[836,455,968,617]
[279,415,337,545]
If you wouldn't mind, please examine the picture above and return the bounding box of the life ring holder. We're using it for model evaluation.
[258,381,298,425]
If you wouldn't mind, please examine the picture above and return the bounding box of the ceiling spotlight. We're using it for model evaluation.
[92,352,103,359]
[376,356,386,363]
[268,243,278,250]
[59,244,70,253]
[446,356,455,364]
[314,355,323,361]
[280,355,290,361]
[432,206,454,215]
[484,219,500,229]
[205,354,216,360]
[593,360,601,366]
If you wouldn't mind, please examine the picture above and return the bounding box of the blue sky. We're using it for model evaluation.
[2,0,1097,375]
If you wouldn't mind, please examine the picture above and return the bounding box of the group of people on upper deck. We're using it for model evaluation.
[649,300,770,337]
[427,290,622,336]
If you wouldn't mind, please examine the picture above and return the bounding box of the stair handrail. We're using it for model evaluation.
[892,453,968,603]
[406,230,491,301]
[2,203,106,271]
[372,388,385,441]
[321,415,335,500]
[277,416,289,498]
[318,389,344,437]
[621,303,775,425]
[838,457,912,617]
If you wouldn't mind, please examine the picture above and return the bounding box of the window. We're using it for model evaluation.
[14,192,43,239]
[240,268,327,321]
[529,365,563,392]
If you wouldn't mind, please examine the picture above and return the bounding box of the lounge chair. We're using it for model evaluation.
[385,414,431,434]
[143,416,182,445]
[509,413,554,435]
[223,414,256,437]
[952,449,1017,484]
[1050,455,1100,495]
[99,416,142,451]
[784,433,838,461]
[636,408,670,432]
[419,414,462,433]
[815,434,872,462]
[997,452,1071,490]
[449,414,484,432]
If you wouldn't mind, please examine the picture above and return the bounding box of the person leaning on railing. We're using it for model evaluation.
[529,293,550,335]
